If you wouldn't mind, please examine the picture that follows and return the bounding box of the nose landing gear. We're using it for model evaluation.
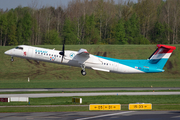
[11,57,14,62]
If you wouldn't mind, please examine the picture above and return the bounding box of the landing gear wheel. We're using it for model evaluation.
[81,70,86,76]
[11,57,14,62]
[80,64,86,76]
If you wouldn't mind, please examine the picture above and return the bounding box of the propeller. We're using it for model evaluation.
[59,38,65,63]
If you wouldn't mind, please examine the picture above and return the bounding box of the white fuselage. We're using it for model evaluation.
[5,44,176,75]
[4,45,145,74]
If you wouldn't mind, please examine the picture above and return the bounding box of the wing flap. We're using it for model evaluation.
[92,67,110,72]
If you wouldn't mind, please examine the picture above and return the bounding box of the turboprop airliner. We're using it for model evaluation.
[4,44,176,76]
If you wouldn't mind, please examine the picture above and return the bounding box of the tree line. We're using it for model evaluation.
[0,0,179,46]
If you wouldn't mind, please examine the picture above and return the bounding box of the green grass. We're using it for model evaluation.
[1,79,180,88]
[152,105,180,111]
[0,95,180,112]
[1,44,180,88]
[0,90,180,94]
[0,106,89,112]
[1,95,180,106]
[32,95,180,105]
[0,105,180,112]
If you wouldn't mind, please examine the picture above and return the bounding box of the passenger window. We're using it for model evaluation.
[54,55,56,57]
[38,52,40,54]
[46,54,48,56]
[49,54,51,56]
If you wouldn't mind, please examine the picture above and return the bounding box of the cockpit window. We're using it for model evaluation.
[15,47,23,50]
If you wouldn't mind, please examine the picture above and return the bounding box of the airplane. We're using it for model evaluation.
[4,44,176,76]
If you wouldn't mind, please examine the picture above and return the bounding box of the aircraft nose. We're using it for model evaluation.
[4,50,9,55]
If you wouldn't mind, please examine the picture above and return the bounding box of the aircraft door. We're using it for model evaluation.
[14,47,23,56]
[113,63,119,72]
[16,49,23,56]
[27,48,34,58]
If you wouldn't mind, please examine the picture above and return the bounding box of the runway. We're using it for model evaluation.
[0,111,180,120]
[0,87,180,92]
[1,92,180,98]
[0,88,180,119]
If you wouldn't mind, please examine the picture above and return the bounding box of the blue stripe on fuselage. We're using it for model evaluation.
[96,55,165,73]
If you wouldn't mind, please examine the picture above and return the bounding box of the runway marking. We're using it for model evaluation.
[171,115,180,118]
[2,92,180,98]
[75,111,135,120]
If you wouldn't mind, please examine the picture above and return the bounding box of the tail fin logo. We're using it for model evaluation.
[149,44,176,61]
[149,44,176,67]
[50,57,55,61]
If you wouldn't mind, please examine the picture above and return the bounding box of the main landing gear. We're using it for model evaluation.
[11,57,14,62]
[81,70,86,76]
[81,64,86,76]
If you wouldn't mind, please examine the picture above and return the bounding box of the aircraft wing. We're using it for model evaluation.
[76,48,101,65]
[77,48,89,56]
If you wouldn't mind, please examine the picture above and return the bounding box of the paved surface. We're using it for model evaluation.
[0,111,180,120]
[1,92,180,98]
[0,87,180,92]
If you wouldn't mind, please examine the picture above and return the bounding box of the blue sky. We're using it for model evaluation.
[0,0,137,10]
[0,0,72,10]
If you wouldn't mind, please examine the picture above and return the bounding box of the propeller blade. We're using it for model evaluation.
[59,38,65,63]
